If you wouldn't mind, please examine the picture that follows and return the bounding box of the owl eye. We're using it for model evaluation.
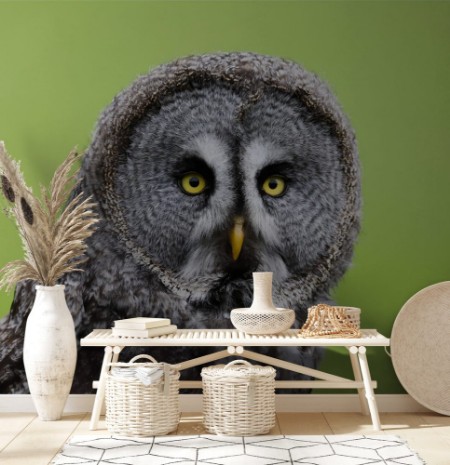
[179,172,207,195]
[261,175,286,197]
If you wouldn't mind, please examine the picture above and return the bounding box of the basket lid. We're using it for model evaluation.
[201,360,276,379]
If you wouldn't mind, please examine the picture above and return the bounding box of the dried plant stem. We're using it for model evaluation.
[0,141,98,291]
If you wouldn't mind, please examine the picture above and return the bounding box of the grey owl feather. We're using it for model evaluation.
[0,52,361,393]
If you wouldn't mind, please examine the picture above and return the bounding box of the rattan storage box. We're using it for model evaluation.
[201,360,276,436]
[105,354,180,436]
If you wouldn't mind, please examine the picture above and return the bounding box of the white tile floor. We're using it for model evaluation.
[0,412,449,465]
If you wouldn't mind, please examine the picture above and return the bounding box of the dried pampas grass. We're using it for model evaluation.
[0,141,98,290]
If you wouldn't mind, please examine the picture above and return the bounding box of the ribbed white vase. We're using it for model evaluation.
[230,272,295,334]
[23,285,77,421]
[250,272,276,311]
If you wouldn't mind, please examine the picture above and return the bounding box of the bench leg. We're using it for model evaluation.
[349,346,369,415]
[89,346,120,430]
[357,346,382,431]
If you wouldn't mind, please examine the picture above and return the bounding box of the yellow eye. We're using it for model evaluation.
[179,172,207,195]
[261,175,286,197]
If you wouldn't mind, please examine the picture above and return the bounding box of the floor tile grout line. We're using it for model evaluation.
[381,412,440,434]
[417,412,450,444]
[175,412,180,435]
[324,411,386,435]
[418,412,450,427]
[275,413,282,435]
[0,413,86,465]
[322,412,335,434]
[47,415,86,465]
[0,413,37,453]
[47,414,87,465]
[276,411,334,435]
[70,412,91,437]
[3,412,447,464]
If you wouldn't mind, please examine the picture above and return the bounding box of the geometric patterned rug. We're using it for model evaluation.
[52,435,425,465]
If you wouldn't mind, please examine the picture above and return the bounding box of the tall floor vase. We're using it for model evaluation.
[23,285,77,420]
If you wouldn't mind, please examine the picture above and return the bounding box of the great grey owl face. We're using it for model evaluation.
[0,53,360,396]
[115,82,345,286]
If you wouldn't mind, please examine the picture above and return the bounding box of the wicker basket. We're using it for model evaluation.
[105,354,180,436]
[201,360,276,436]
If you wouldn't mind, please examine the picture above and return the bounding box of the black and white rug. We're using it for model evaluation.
[52,435,425,465]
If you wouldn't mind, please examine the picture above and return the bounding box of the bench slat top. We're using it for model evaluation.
[81,328,390,347]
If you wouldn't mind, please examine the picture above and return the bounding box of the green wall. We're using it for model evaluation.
[0,1,449,394]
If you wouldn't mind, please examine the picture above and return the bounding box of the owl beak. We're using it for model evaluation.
[229,216,245,261]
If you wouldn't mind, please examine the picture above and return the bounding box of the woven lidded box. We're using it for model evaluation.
[201,360,276,436]
[105,354,180,436]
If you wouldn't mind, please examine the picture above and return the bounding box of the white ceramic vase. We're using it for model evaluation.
[250,272,277,311]
[230,272,295,334]
[23,285,77,421]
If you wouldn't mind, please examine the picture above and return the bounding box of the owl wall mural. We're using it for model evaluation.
[0,52,361,393]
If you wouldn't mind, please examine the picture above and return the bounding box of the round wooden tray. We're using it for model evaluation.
[391,281,450,415]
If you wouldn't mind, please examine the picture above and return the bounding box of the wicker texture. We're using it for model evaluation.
[105,354,180,436]
[201,360,276,436]
[300,304,361,338]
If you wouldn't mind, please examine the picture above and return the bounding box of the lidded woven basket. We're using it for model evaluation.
[230,272,295,334]
[201,360,276,436]
[105,354,180,436]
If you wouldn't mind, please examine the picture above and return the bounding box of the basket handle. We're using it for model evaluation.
[224,359,252,369]
[223,360,256,405]
[128,354,158,364]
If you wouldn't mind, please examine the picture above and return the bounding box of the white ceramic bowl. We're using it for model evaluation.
[230,307,295,335]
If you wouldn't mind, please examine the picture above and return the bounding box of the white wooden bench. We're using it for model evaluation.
[81,328,390,431]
